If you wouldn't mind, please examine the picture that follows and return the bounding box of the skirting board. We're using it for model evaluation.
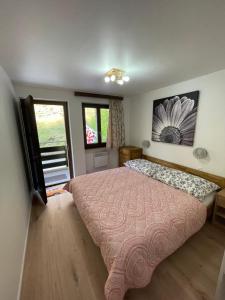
[16,199,32,300]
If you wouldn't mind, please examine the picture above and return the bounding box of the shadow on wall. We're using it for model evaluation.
[13,98,33,191]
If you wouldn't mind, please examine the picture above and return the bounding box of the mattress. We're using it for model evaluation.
[201,191,216,207]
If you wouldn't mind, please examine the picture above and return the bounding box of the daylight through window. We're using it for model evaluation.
[82,103,109,148]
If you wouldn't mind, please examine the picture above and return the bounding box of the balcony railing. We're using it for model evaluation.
[40,146,70,187]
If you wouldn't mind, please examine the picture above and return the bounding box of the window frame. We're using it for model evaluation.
[82,103,109,149]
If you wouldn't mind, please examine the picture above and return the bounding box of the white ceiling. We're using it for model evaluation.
[1,0,225,96]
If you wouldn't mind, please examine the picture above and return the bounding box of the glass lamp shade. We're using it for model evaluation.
[193,148,208,159]
[142,140,150,148]
[117,79,124,85]
[110,75,116,82]
[104,76,110,83]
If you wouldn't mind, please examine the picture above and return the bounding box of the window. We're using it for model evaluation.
[82,103,109,149]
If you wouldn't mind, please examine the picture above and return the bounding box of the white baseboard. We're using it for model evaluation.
[16,202,32,300]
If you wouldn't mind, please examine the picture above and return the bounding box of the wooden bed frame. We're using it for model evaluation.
[143,155,225,218]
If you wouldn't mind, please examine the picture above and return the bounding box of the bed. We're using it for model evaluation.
[65,157,224,300]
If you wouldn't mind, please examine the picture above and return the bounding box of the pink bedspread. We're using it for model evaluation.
[67,167,206,300]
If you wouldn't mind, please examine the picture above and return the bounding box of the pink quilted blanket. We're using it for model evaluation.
[67,167,206,300]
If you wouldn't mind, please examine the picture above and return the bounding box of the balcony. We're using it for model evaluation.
[40,146,70,187]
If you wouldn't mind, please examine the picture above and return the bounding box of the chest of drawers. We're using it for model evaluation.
[119,146,143,167]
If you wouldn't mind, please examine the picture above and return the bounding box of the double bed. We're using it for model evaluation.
[65,156,224,300]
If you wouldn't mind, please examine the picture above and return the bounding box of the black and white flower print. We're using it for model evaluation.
[152,92,199,146]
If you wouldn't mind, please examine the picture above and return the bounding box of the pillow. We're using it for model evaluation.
[153,167,220,199]
[124,159,164,177]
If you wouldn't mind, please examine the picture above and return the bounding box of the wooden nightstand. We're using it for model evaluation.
[213,189,225,229]
[119,146,143,167]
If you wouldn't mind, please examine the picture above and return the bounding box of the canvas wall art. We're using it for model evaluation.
[152,91,199,146]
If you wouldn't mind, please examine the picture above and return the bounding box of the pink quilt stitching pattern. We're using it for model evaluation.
[69,167,206,300]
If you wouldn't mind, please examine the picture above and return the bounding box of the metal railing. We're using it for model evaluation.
[40,146,68,170]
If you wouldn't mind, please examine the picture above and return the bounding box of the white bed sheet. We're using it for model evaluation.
[201,191,216,207]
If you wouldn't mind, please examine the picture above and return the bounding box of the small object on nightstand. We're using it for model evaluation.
[213,189,225,230]
[119,146,143,167]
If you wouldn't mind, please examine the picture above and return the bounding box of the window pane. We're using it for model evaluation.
[100,108,109,143]
[34,104,67,148]
[85,107,98,144]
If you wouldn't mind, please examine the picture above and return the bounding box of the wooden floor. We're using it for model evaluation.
[21,192,225,300]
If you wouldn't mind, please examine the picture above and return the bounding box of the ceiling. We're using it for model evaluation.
[1,0,225,96]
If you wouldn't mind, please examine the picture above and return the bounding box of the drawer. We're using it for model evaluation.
[217,196,225,209]
[120,154,130,161]
[119,155,130,166]
[119,146,143,167]
[130,150,142,159]
[119,147,141,155]
[120,148,132,155]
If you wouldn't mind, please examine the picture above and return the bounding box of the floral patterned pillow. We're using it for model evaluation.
[124,159,164,177]
[153,167,219,199]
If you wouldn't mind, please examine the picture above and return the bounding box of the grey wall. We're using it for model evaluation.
[0,66,31,300]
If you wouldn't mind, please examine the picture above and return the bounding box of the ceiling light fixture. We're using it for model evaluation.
[104,68,130,85]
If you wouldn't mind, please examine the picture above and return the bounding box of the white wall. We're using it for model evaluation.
[14,84,130,175]
[129,69,225,177]
[0,67,31,300]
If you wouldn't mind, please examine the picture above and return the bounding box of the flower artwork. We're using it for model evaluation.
[152,91,199,146]
[86,125,97,144]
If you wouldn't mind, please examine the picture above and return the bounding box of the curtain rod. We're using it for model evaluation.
[74,91,123,101]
